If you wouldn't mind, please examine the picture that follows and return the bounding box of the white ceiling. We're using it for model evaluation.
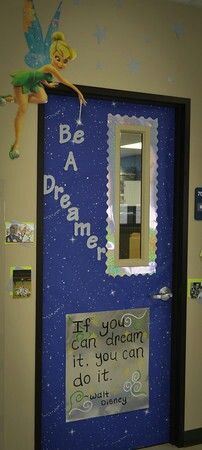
[167,0,202,6]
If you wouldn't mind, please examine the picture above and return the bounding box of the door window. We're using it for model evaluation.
[106,114,158,277]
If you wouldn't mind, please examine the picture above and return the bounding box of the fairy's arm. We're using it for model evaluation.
[42,80,59,88]
[41,65,86,104]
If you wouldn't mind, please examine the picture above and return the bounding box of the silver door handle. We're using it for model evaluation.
[152,286,173,301]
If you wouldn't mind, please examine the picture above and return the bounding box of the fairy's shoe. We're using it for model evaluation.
[9,146,20,160]
[0,95,14,104]
[0,97,6,106]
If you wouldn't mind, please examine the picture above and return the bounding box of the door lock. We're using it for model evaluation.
[152,286,173,301]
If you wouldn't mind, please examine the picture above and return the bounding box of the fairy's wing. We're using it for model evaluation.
[44,1,63,63]
[23,0,63,69]
[23,0,45,68]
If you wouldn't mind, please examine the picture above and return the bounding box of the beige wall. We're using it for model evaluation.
[0,1,202,448]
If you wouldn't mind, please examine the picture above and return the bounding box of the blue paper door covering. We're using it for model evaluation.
[41,93,175,450]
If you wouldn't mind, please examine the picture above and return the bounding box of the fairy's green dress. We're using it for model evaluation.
[11,70,53,94]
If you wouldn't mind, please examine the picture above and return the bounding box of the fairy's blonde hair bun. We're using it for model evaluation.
[52,31,65,42]
[50,31,77,61]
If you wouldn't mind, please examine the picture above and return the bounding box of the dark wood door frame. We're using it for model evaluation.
[36,85,192,449]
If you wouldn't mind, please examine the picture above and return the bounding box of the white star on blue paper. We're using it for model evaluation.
[76,117,83,126]
[70,236,76,243]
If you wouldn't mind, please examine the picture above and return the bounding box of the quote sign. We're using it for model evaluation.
[66,308,149,421]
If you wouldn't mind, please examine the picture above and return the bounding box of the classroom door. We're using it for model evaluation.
[37,88,186,450]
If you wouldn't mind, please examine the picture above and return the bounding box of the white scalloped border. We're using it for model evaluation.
[106,114,158,277]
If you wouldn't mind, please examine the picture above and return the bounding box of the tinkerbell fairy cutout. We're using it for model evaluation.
[0,0,86,160]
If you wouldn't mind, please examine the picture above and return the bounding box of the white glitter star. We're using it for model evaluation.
[70,237,76,243]
[76,118,83,126]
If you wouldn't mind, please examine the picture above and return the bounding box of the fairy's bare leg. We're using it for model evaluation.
[28,87,48,104]
[14,87,29,148]
[9,87,29,159]
[9,87,48,159]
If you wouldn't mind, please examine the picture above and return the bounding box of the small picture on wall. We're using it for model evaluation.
[188,279,202,301]
[11,267,32,299]
[5,222,34,243]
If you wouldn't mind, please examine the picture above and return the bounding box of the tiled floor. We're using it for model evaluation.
[143,444,202,450]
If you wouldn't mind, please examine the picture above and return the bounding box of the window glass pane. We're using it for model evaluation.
[119,131,142,259]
